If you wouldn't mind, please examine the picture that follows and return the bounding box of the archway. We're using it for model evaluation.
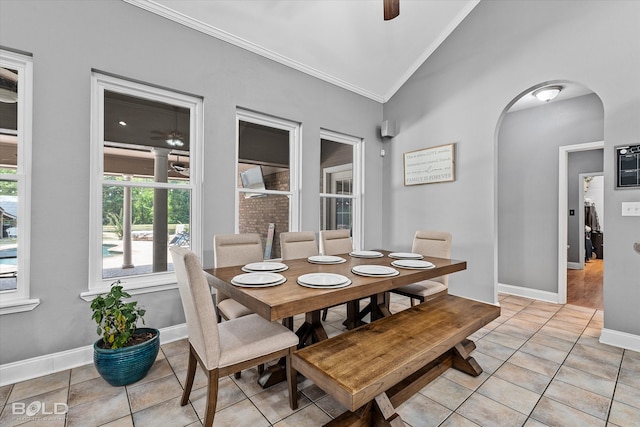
[496,80,604,308]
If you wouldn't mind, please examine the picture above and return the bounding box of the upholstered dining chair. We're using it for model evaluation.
[391,230,452,306]
[170,246,299,427]
[319,229,353,256]
[279,231,319,260]
[318,229,354,321]
[212,233,263,321]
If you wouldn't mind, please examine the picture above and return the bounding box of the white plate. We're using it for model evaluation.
[231,272,285,286]
[297,273,350,286]
[388,252,424,260]
[242,262,288,272]
[391,260,435,269]
[231,277,286,288]
[297,280,352,289]
[349,250,383,258]
[351,265,399,277]
[307,255,346,264]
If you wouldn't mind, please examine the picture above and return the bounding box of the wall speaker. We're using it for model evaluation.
[381,120,397,138]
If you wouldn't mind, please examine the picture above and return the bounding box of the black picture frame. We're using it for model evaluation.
[615,144,640,189]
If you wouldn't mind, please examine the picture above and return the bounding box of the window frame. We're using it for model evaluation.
[235,109,301,234]
[83,72,203,299]
[0,49,36,314]
[319,129,364,251]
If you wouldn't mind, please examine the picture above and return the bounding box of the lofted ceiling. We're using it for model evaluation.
[125,0,481,103]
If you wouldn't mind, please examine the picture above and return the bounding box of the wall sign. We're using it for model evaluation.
[404,143,455,186]
[616,144,640,189]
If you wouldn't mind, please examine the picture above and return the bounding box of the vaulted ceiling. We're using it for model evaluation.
[125,0,481,102]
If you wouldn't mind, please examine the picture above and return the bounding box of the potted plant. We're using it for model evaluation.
[90,280,160,386]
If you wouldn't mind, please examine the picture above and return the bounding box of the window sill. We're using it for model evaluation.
[0,298,41,315]
[80,281,178,302]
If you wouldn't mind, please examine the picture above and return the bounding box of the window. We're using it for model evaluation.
[236,109,300,259]
[85,73,202,298]
[320,130,363,250]
[0,50,36,313]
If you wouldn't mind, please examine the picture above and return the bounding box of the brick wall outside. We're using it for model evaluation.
[238,170,289,259]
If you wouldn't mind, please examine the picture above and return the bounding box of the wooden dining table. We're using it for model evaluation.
[205,250,467,387]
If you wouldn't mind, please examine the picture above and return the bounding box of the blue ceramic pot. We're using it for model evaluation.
[93,327,160,387]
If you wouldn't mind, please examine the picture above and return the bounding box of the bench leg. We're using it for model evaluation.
[452,340,483,377]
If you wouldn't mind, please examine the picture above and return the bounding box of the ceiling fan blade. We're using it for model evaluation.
[384,0,399,20]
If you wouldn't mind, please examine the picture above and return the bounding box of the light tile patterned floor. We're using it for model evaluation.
[1,294,639,426]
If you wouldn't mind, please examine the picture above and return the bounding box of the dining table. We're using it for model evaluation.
[205,249,467,387]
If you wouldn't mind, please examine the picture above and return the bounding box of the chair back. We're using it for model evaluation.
[280,231,319,260]
[213,233,264,305]
[170,246,221,370]
[319,229,352,255]
[411,230,452,285]
[213,233,263,268]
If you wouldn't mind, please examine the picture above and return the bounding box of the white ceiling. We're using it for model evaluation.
[125,0,481,102]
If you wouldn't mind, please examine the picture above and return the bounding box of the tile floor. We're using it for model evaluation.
[1,294,639,427]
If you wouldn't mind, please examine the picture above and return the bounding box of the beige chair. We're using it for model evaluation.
[170,246,299,427]
[318,229,355,322]
[319,229,353,256]
[391,230,451,306]
[279,231,319,260]
[213,233,263,321]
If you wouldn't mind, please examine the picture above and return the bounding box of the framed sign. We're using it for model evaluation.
[404,143,455,186]
[616,144,640,189]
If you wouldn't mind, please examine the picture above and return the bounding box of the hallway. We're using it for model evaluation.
[567,259,604,310]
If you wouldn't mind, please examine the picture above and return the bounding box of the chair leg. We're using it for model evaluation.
[203,368,220,427]
[181,344,198,406]
[258,364,265,374]
[286,348,298,410]
[234,371,241,379]
[321,308,328,321]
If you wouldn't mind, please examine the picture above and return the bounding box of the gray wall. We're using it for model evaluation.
[568,150,604,263]
[0,0,384,364]
[498,94,604,291]
[383,0,640,336]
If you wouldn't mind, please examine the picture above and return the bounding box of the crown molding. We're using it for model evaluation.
[123,0,385,103]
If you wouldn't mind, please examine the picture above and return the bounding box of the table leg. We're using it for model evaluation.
[258,310,328,388]
[370,292,392,321]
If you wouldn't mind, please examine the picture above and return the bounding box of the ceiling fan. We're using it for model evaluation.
[384,0,399,20]
[150,107,185,147]
[169,154,190,177]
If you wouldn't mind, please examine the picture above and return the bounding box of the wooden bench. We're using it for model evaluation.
[291,294,500,426]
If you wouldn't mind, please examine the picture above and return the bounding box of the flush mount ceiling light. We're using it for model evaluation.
[533,85,563,103]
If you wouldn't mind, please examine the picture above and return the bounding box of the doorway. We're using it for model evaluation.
[567,173,604,309]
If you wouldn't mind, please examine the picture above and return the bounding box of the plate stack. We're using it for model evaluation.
[231,272,286,288]
[349,250,383,258]
[297,273,351,289]
[241,262,288,273]
[388,252,424,260]
[351,265,399,277]
[307,255,346,264]
[391,259,435,270]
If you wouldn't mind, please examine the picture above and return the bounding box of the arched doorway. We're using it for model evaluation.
[496,80,604,309]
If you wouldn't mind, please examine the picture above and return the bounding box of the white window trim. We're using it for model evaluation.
[319,129,364,251]
[235,109,301,233]
[0,50,37,314]
[82,72,203,300]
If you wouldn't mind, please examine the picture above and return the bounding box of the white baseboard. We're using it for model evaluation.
[600,328,640,352]
[0,323,187,387]
[567,262,582,270]
[497,283,560,304]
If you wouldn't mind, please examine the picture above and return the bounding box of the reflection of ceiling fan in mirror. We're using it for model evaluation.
[0,67,18,104]
[150,107,185,147]
[169,154,189,177]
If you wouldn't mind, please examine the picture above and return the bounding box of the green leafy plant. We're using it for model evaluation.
[90,281,146,349]
[106,209,124,239]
